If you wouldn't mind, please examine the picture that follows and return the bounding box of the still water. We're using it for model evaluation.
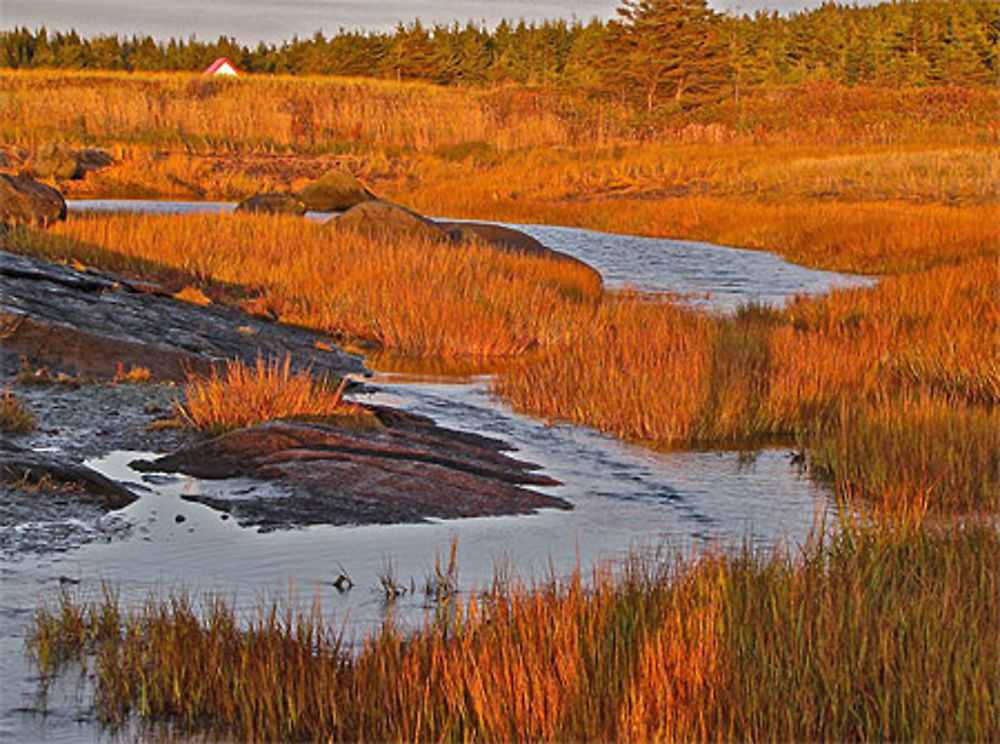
[1,201,872,741]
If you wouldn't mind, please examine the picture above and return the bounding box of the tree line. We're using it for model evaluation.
[2,0,996,112]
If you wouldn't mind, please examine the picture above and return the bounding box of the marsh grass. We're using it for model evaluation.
[177,356,365,434]
[28,523,999,742]
[0,387,35,432]
[9,207,997,513]
[42,212,602,357]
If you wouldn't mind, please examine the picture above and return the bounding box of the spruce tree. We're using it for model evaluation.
[604,0,730,113]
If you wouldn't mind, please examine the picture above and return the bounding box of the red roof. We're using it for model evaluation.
[203,57,241,76]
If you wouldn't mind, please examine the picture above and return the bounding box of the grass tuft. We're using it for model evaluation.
[177,356,367,434]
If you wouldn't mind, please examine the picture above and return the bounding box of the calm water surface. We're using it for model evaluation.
[2,201,871,741]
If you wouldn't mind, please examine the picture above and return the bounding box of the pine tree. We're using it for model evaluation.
[603,0,730,113]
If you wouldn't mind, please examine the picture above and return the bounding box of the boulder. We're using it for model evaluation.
[30,142,79,180]
[439,219,604,288]
[439,221,552,257]
[75,147,114,176]
[297,169,374,212]
[234,193,307,216]
[1,440,137,510]
[331,200,451,243]
[0,174,67,227]
[134,418,568,527]
[25,144,113,181]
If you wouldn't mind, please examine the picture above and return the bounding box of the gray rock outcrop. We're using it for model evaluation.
[0,174,67,228]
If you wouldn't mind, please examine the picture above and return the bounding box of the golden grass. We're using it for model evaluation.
[177,356,364,434]
[9,203,996,513]
[29,523,1000,741]
[498,255,999,513]
[3,71,994,155]
[1,69,582,153]
[35,212,602,358]
[2,69,996,514]
[403,194,999,275]
[0,387,35,432]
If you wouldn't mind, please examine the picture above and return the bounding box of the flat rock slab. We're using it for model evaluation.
[0,249,364,381]
[135,416,569,529]
[1,440,136,510]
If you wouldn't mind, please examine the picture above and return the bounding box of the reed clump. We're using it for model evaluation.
[28,523,1000,741]
[177,356,364,434]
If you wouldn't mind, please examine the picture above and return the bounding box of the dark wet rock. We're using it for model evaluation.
[135,418,569,528]
[11,380,194,463]
[0,250,364,381]
[298,169,374,212]
[439,220,603,283]
[0,175,67,228]
[0,440,136,509]
[234,193,307,216]
[330,200,451,243]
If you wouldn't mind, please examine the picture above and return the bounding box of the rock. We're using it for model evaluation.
[297,169,374,212]
[0,146,27,172]
[0,250,364,381]
[234,193,307,216]
[75,147,114,176]
[439,221,551,256]
[30,142,79,180]
[134,418,568,528]
[0,440,137,509]
[331,200,451,243]
[439,220,604,288]
[0,174,67,228]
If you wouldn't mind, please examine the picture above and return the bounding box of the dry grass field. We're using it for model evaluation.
[4,67,998,741]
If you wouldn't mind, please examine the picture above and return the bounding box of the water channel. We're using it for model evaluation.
[1,201,874,741]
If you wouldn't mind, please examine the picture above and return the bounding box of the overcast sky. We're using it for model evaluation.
[2,1,876,45]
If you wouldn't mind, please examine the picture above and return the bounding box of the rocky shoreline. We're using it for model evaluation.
[1,246,570,554]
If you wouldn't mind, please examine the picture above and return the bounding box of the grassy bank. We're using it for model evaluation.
[31,523,999,742]
[8,208,996,514]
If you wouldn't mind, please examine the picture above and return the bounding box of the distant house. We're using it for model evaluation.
[203,57,241,76]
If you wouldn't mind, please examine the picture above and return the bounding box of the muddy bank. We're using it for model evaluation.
[1,381,194,556]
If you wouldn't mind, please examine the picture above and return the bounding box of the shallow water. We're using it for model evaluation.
[3,201,870,741]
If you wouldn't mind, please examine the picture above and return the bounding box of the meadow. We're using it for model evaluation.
[4,67,998,740]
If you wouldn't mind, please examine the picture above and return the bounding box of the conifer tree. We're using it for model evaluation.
[603,0,729,113]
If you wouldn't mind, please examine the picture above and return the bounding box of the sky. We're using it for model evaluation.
[2,1,876,45]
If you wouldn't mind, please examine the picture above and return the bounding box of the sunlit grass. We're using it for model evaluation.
[177,356,365,434]
[29,523,999,742]
[8,206,996,513]
[37,212,602,358]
